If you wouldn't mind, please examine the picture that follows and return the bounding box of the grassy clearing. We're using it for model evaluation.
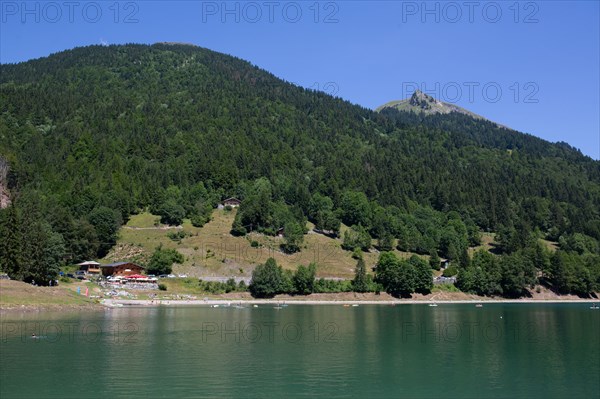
[159,278,205,295]
[468,232,496,255]
[432,283,460,293]
[106,210,434,279]
[0,280,97,307]
[126,212,161,228]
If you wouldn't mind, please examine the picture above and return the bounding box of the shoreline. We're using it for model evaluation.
[2,279,598,313]
[102,297,600,307]
[2,297,598,313]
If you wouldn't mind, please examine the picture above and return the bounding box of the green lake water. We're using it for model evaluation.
[1,303,598,398]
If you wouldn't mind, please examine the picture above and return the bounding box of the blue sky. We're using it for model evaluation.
[1,1,599,159]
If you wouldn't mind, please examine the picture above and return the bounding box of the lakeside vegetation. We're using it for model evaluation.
[1,44,599,299]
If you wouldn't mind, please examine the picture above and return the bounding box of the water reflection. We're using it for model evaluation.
[1,304,598,398]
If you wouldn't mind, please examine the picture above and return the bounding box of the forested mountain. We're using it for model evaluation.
[0,43,599,295]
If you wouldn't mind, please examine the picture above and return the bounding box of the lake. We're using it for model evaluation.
[1,303,598,398]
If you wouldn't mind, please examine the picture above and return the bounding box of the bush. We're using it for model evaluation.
[442,266,458,277]
[231,216,247,236]
[314,278,352,293]
[190,214,209,228]
[167,230,189,242]
[225,278,237,293]
[250,240,260,248]
[158,283,167,291]
[147,245,185,275]
[198,280,226,294]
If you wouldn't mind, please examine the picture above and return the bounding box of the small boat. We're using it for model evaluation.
[211,304,219,308]
[475,304,483,308]
[428,303,438,307]
[253,304,258,308]
[590,304,599,309]
[273,306,283,309]
[352,304,359,307]
[343,304,350,307]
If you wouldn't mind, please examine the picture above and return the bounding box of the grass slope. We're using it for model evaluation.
[106,209,429,279]
[0,280,99,310]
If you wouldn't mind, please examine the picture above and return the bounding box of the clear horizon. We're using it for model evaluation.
[1,1,598,159]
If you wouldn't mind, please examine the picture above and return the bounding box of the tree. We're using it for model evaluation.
[231,213,247,236]
[293,263,316,295]
[429,250,441,270]
[457,249,502,296]
[410,255,433,294]
[88,206,122,257]
[548,251,573,294]
[499,253,533,298]
[282,221,304,254]
[249,258,285,298]
[0,205,23,279]
[496,225,520,254]
[317,210,341,236]
[7,195,66,285]
[17,219,64,285]
[374,252,415,298]
[146,246,184,275]
[339,191,372,227]
[342,225,371,251]
[377,232,394,252]
[190,201,213,227]
[351,257,369,293]
[310,194,340,235]
[156,199,186,226]
[68,219,100,263]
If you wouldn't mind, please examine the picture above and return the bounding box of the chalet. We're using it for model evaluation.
[100,262,145,277]
[222,197,241,207]
[77,261,101,274]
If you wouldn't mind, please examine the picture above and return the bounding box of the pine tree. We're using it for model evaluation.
[352,257,369,293]
[0,205,23,279]
[429,250,441,270]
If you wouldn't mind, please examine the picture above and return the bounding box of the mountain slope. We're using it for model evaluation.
[1,44,599,286]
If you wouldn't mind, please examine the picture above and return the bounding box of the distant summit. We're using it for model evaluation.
[154,42,199,47]
[376,90,501,126]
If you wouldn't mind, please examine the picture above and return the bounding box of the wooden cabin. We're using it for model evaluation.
[222,197,241,207]
[77,261,101,274]
[101,262,145,277]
